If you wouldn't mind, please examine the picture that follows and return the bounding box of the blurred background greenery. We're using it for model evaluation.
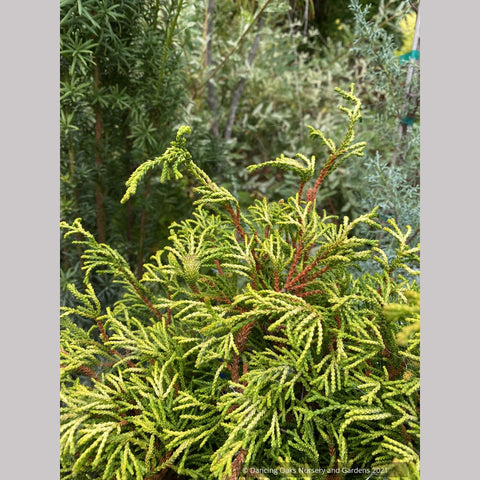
[60,0,419,324]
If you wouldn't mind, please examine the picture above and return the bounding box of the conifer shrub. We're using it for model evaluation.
[60,86,420,480]
[60,0,194,313]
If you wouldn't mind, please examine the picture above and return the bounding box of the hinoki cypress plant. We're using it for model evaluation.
[60,86,420,480]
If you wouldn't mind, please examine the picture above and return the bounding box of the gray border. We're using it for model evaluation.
[1,2,59,477]
[2,1,478,479]
[421,1,480,478]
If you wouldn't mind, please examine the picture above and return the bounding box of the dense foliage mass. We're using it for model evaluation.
[60,87,420,480]
[61,0,420,310]
[60,0,195,314]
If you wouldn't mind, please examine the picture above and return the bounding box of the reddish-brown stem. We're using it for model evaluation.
[401,423,413,444]
[235,321,256,353]
[329,444,336,457]
[206,294,233,305]
[252,251,267,289]
[76,365,100,382]
[93,59,106,244]
[285,265,330,299]
[308,264,331,282]
[95,317,110,344]
[288,281,311,291]
[221,295,232,304]
[124,359,137,369]
[225,204,245,241]
[296,289,324,298]
[118,266,163,322]
[297,181,305,201]
[200,277,216,288]
[229,449,248,480]
[132,282,163,321]
[283,241,304,290]
[228,321,255,385]
[242,359,249,378]
[227,356,241,384]
[285,257,327,291]
[189,283,201,294]
[95,317,135,367]
[274,270,280,292]
[214,259,224,276]
[234,304,248,314]
[390,358,409,380]
[306,152,343,211]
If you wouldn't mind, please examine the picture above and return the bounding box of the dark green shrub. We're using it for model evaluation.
[60,0,194,314]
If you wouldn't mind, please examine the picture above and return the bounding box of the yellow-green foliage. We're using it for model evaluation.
[395,12,417,56]
[60,86,420,480]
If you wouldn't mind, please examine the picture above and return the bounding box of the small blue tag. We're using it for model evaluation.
[399,50,420,64]
[401,117,415,126]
